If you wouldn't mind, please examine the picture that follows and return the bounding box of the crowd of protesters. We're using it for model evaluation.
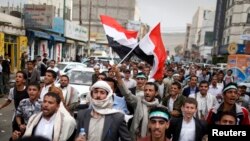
[0,56,250,141]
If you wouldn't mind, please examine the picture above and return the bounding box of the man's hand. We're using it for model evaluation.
[171,110,180,117]
[19,124,26,133]
[11,130,21,140]
[75,135,86,141]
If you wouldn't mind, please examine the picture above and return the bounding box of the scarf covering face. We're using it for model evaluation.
[89,81,121,115]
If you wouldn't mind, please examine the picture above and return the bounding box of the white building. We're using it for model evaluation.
[222,0,250,49]
[198,9,215,63]
[188,7,215,62]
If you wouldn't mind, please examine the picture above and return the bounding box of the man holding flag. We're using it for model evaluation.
[100,15,167,81]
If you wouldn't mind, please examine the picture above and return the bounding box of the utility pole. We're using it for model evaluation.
[63,0,66,20]
[79,0,82,25]
[87,0,92,57]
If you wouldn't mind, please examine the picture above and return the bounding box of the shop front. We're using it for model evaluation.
[0,12,27,72]
[64,20,88,61]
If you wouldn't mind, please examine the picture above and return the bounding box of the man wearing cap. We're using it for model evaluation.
[75,80,131,141]
[138,106,170,141]
[207,82,250,125]
[236,83,250,111]
[129,72,147,97]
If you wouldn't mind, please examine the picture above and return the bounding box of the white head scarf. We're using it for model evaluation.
[89,81,121,115]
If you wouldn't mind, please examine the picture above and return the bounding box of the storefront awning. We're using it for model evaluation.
[26,29,50,39]
[50,34,65,42]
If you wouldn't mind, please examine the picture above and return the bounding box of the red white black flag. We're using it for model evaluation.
[100,15,138,61]
[134,23,167,80]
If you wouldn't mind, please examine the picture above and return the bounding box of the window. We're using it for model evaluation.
[227,36,230,44]
[229,16,232,26]
[247,13,250,23]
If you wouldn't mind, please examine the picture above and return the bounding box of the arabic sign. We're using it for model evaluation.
[64,20,88,42]
[24,4,55,29]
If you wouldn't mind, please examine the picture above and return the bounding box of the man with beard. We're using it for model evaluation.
[162,82,186,118]
[207,82,250,125]
[23,92,76,141]
[138,106,170,141]
[0,71,29,131]
[75,81,131,141]
[40,70,57,101]
[113,66,160,141]
[58,75,79,115]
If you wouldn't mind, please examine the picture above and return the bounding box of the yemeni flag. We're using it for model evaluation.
[134,23,167,80]
[100,15,138,61]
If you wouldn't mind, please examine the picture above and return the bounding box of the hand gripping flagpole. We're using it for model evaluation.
[117,44,138,65]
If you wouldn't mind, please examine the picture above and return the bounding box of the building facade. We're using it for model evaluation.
[187,7,215,62]
[218,0,250,55]
[212,0,227,56]
[72,0,138,56]
[0,11,27,72]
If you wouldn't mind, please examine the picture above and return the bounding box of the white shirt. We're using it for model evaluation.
[0,63,2,72]
[208,85,223,97]
[40,84,52,101]
[179,118,196,141]
[158,83,165,98]
[123,78,137,89]
[168,97,175,112]
[34,114,56,140]
[189,92,217,119]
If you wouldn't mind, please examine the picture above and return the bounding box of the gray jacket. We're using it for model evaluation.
[76,109,131,141]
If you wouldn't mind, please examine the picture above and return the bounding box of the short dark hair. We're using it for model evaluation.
[46,70,57,79]
[199,80,209,87]
[16,71,27,80]
[44,92,61,104]
[145,82,158,92]
[124,69,131,74]
[28,82,40,90]
[104,77,118,90]
[227,69,233,73]
[218,111,237,124]
[50,60,56,63]
[183,97,198,108]
[172,81,182,89]
[60,75,69,81]
[98,72,107,78]
[190,75,198,81]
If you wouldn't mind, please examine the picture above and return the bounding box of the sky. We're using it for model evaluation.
[137,0,217,33]
[0,0,217,33]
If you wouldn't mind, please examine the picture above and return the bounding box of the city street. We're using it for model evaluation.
[0,73,15,141]
[0,95,14,141]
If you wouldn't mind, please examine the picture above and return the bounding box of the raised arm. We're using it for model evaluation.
[112,66,138,108]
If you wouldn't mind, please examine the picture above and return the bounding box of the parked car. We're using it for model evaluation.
[56,67,108,104]
[56,62,87,75]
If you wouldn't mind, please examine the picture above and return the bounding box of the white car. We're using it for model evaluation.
[56,62,87,75]
[57,67,108,104]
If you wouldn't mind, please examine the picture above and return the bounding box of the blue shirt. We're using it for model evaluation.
[113,95,129,115]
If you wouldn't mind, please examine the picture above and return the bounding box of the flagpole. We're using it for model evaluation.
[117,45,137,65]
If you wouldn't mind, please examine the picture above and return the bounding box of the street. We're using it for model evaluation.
[0,73,16,141]
[0,95,14,141]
